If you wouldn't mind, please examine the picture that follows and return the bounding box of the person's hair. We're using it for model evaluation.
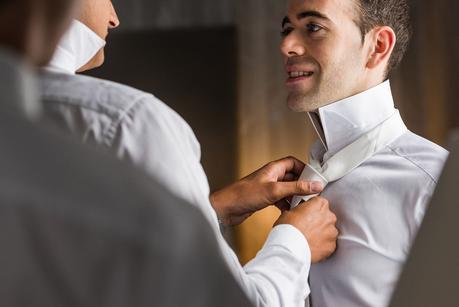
[354,0,412,76]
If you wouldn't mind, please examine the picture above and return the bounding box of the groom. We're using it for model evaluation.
[281,0,448,306]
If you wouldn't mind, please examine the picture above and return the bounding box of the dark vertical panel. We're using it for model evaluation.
[86,28,238,191]
[446,0,459,131]
[112,0,233,30]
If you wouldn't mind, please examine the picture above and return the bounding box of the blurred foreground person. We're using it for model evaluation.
[40,1,339,306]
[389,132,459,307]
[0,0,253,306]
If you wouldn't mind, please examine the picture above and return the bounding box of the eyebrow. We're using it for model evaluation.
[282,10,331,27]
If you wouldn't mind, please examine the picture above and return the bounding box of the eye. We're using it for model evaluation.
[281,27,293,37]
[306,23,323,33]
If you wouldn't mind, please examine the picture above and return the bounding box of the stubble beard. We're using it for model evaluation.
[287,68,353,113]
[287,89,322,112]
[286,78,337,113]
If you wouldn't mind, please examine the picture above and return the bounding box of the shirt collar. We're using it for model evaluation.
[308,80,396,160]
[47,20,106,75]
[0,48,41,119]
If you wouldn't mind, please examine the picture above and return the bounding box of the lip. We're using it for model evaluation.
[285,64,315,73]
[285,64,316,84]
[286,74,315,86]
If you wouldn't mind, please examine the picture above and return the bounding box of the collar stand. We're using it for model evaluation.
[308,81,396,160]
[47,20,106,75]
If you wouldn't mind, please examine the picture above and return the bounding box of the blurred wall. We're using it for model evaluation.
[87,28,238,193]
[233,0,315,263]
[392,0,459,144]
[112,0,232,29]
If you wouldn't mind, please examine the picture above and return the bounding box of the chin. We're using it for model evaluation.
[93,50,106,68]
[287,93,317,113]
[78,50,105,72]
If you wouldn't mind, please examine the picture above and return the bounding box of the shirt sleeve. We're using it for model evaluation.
[241,225,312,305]
[108,95,312,307]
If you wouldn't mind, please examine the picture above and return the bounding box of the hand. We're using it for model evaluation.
[210,156,324,226]
[275,197,338,263]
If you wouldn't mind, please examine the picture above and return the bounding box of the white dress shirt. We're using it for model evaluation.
[0,48,252,307]
[39,21,312,307]
[307,81,448,307]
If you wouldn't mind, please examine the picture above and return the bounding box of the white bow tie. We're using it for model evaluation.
[291,111,407,208]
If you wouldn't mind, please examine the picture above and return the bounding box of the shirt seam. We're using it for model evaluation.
[102,94,152,148]
[386,145,438,184]
[42,95,119,115]
[42,93,151,148]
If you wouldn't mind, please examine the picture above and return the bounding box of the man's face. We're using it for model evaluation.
[281,0,371,112]
[77,0,120,71]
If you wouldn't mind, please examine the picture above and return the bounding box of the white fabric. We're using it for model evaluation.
[299,81,448,307]
[311,81,397,160]
[291,110,408,207]
[39,30,313,306]
[47,20,106,74]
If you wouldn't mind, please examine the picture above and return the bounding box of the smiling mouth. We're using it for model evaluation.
[288,71,314,78]
[286,71,315,86]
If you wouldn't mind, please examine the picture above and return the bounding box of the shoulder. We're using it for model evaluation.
[40,71,190,127]
[40,71,152,118]
[39,71,199,147]
[386,131,449,184]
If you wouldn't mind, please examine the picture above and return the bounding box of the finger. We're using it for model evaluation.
[269,156,307,180]
[282,172,298,182]
[308,196,328,209]
[269,181,323,202]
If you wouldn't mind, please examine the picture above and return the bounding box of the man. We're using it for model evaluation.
[281,0,448,306]
[0,0,253,306]
[39,1,339,306]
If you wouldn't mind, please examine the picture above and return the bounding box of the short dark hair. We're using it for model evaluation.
[354,0,412,76]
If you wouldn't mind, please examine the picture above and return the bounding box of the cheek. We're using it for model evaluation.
[86,2,110,37]
[307,41,334,70]
[325,38,364,71]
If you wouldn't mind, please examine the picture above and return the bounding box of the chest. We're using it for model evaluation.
[319,162,421,258]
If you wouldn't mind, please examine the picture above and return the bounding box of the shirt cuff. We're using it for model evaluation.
[264,224,311,263]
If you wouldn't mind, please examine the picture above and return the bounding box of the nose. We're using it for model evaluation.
[109,2,120,29]
[280,31,307,58]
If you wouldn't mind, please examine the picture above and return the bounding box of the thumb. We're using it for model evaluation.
[270,180,324,201]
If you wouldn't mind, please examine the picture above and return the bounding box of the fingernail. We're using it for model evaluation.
[311,182,323,193]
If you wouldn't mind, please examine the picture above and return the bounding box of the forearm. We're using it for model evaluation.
[210,182,251,226]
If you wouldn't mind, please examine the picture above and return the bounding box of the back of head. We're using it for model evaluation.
[355,0,411,76]
[0,0,78,66]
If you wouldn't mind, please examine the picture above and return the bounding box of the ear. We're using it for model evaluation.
[366,26,396,70]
